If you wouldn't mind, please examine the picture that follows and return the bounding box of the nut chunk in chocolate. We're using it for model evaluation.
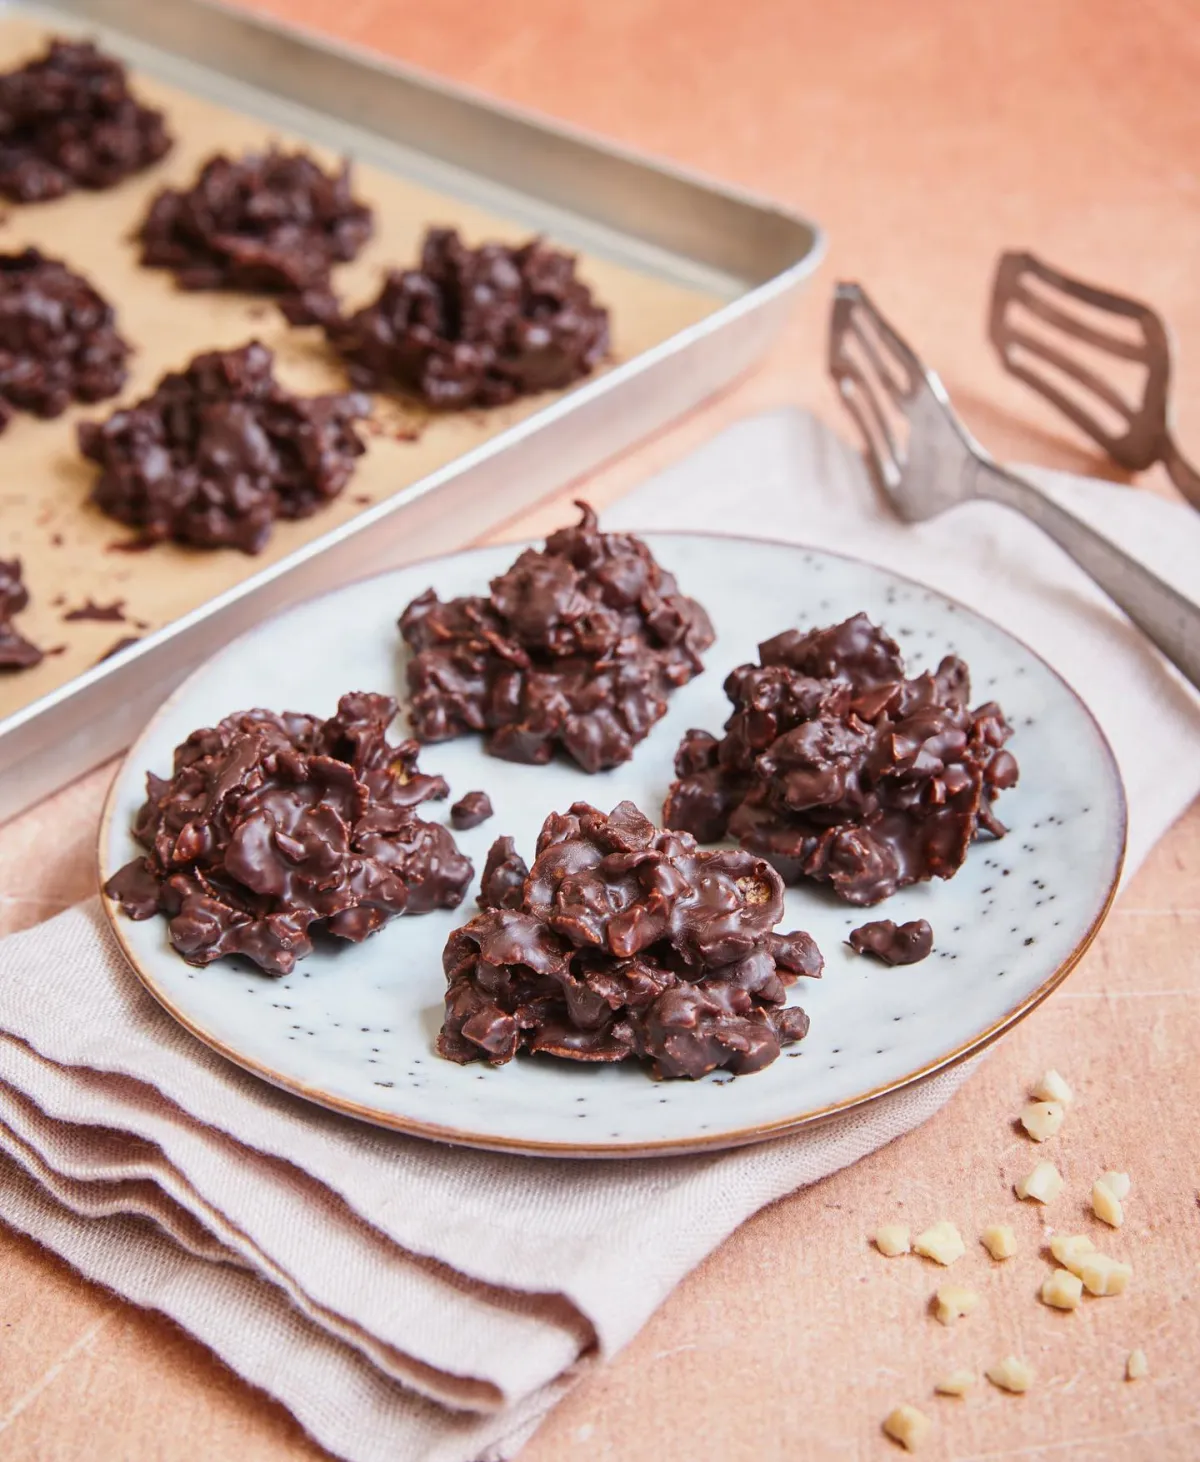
[104,691,472,976]
[439,800,821,1080]
[400,503,714,773]
[664,614,1018,905]
[0,248,129,431]
[0,558,42,670]
[324,227,609,408]
[138,149,372,316]
[0,39,171,203]
[79,341,370,554]
[848,918,934,966]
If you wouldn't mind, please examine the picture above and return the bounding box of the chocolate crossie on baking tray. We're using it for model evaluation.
[664,614,1018,904]
[0,558,42,670]
[438,800,822,1079]
[104,691,473,976]
[323,227,609,407]
[399,503,714,772]
[79,341,371,554]
[0,38,171,202]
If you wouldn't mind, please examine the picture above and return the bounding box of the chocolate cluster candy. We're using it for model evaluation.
[0,558,42,670]
[399,503,714,773]
[0,248,129,431]
[664,614,1018,905]
[848,918,934,965]
[323,227,609,408]
[105,691,473,976]
[79,341,370,553]
[0,38,171,203]
[438,800,821,1080]
[139,148,372,315]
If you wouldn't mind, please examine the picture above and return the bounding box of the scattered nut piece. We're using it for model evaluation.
[1079,1253,1132,1297]
[875,1224,912,1257]
[1032,1068,1074,1105]
[1015,1160,1064,1204]
[1126,1349,1148,1381]
[882,1404,932,1452]
[981,1224,1017,1261]
[986,1356,1034,1394]
[1049,1233,1096,1274]
[934,1369,976,1397]
[1020,1099,1065,1142]
[913,1221,966,1267]
[1092,1180,1124,1229]
[1041,1267,1084,1310]
[1099,1170,1131,1201]
[934,1284,980,1326]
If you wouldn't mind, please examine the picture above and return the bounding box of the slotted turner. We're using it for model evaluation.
[829,281,1200,692]
[990,250,1200,511]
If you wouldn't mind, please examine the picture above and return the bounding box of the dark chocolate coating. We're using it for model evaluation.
[438,799,821,1080]
[399,502,714,773]
[0,39,171,203]
[0,248,129,432]
[664,614,1018,905]
[0,558,42,670]
[322,227,609,408]
[476,835,529,911]
[79,341,370,553]
[848,917,934,965]
[450,790,493,830]
[104,691,472,976]
[138,149,372,315]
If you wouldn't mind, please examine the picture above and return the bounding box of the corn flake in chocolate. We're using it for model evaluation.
[664,613,1018,905]
[439,800,821,1080]
[104,692,473,976]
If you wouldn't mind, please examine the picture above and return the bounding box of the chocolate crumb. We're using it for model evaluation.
[0,558,43,669]
[96,634,141,663]
[848,918,934,965]
[50,532,63,547]
[63,597,126,623]
[450,790,493,830]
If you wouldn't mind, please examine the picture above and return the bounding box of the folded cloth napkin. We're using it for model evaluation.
[1,408,1197,1462]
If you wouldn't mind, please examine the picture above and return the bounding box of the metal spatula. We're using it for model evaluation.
[989,250,1200,511]
[828,281,1200,692]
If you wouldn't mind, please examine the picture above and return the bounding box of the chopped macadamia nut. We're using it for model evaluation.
[913,1221,966,1266]
[1015,1160,1063,1204]
[1032,1069,1074,1105]
[1049,1233,1095,1274]
[882,1404,932,1452]
[1126,1349,1148,1381]
[986,1356,1034,1394]
[1041,1267,1084,1310]
[1092,1180,1124,1229]
[1099,1170,1131,1201]
[1079,1253,1132,1297]
[981,1224,1017,1261]
[875,1224,911,1257]
[1020,1100,1065,1142]
[934,1369,976,1397]
[934,1284,980,1326]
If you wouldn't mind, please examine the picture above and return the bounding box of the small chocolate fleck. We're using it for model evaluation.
[450,790,494,831]
[847,918,934,966]
[96,634,140,662]
[63,597,126,623]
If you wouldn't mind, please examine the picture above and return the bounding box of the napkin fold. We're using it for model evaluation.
[1,408,1198,1462]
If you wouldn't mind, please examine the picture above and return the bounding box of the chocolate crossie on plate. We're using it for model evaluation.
[438,800,821,1079]
[139,148,372,316]
[399,503,714,773]
[0,39,171,203]
[0,558,42,670]
[0,248,129,430]
[322,227,609,407]
[664,613,1018,905]
[105,692,472,976]
[79,341,370,553]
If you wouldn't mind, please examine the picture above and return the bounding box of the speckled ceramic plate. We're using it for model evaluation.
[99,534,1126,1158]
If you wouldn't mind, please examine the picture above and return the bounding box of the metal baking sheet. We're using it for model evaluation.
[0,0,823,821]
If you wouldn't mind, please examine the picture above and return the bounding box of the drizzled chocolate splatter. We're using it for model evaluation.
[438,799,821,1080]
[664,614,1018,905]
[399,503,713,773]
[63,597,125,623]
[0,558,42,670]
[848,918,934,965]
[104,691,473,975]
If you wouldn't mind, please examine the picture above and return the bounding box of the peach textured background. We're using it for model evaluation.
[2,1,1199,1459]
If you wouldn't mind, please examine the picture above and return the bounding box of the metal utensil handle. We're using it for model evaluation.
[967,458,1200,692]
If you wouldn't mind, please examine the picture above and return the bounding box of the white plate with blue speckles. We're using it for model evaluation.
[99,533,1126,1158]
